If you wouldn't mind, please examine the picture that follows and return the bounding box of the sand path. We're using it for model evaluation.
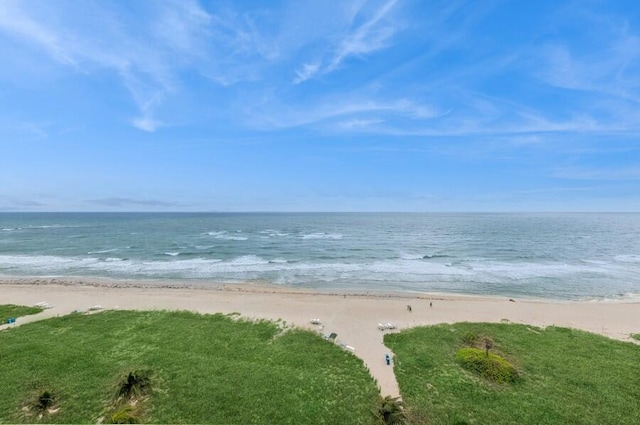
[2,282,640,398]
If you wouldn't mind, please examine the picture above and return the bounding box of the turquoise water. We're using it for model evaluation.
[0,212,638,300]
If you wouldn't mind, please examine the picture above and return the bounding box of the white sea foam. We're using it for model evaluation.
[269,258,288,264]
[0,254,632,282]
[165,252,180,257]
[206,231,248,241]
[614,254,640,263]
[260,229,289,237]
[301,233,343,240]
[87,249,118,254]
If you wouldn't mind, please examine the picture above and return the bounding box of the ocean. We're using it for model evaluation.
[0,212,638,300]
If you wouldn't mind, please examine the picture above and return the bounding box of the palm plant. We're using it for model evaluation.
[484,337,494,358]
[117,370,152,401]
[35,391,54,411]
[376,395,408,425]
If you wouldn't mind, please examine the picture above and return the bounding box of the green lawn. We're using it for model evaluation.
[0,310,380,424]
[0,304,43,324]
[385,323,640,425]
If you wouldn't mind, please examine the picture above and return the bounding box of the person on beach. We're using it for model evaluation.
[407,304,412,312]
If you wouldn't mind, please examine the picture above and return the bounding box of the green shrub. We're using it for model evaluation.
[455,347,519,383]
[631,334,640,341]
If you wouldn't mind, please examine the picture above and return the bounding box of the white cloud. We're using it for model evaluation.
[326,0,399,73]
[0,1,75,65]
[553,166,640,181]
[246,94,442,130]
[0,0,218,131]
[536,11,640,101]
[132,116,162,132]
[336,118,386,130]
[293,62,320,84]
[291,0,401,83]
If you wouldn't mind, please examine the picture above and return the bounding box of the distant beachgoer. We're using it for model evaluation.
[429,302,432,307]
[407,304,412,312]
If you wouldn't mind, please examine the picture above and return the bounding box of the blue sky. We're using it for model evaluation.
[1,0,639,212]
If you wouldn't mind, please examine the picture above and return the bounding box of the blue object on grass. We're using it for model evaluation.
[385,354,391,365]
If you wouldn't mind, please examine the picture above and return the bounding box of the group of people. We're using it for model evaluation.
[406,301,433,312]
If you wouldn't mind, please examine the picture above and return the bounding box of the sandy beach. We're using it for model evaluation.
[2,278,639,398]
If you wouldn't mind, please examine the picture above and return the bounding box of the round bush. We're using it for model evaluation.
[455,347,519,383]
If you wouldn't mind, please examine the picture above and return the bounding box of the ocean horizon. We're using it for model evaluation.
[1,212,638,301]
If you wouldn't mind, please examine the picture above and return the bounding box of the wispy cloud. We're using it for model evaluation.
[246,93,442,130]
[326,0,399,72]
[292,0,401,83]
[293,62,320,84]
[0,196,45,210]
[0,0,233,131]
[87,197,180,208]
[0,1,76,65]
[552,166,640,181]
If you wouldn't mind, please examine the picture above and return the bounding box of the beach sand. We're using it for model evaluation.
[1,278,639,398]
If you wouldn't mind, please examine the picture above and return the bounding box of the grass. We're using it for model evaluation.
[0,304,43,323]
[385,322,640,425]
[0,310,380,424]
[631,333,640,341]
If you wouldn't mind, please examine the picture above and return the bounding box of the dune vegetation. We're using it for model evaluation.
[385,322,640,425]
[0,304,43,324]
[5,304,639,425]
[0,309,381,424]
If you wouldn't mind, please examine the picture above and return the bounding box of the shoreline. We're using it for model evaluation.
[2,277,639,398]
[1,275,638,304]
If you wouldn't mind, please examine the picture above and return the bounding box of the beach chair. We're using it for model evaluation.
[378,323,386,331]
[325,332,337,341]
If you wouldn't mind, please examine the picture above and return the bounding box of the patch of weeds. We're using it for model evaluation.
[455,348,519,383]
[108,404,143,424]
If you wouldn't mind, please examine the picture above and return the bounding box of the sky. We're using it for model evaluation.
[1,0,639,212]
